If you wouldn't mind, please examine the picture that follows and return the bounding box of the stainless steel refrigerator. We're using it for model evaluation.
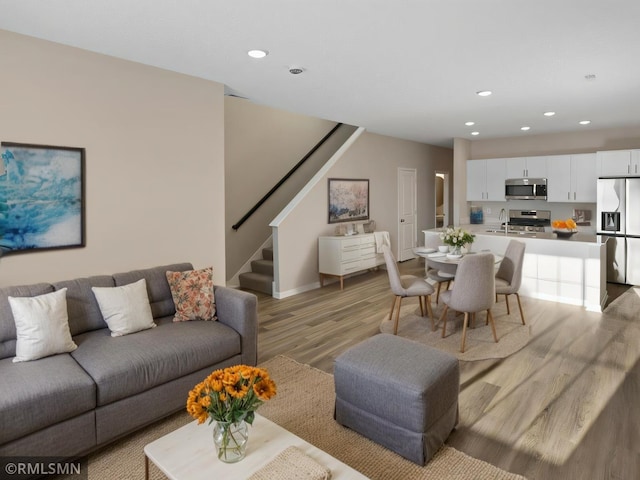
[597,177,640,285]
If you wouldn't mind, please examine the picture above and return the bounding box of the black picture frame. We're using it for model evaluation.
[328,178,370,224]
[0,142,86,255]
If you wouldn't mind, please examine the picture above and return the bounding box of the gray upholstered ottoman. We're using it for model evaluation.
[334,333,459,465]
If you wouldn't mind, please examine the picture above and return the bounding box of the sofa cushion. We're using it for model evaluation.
[166,266,216,322]
[0,283,54,360]
[70,318,241,406]
[9,288,78,363]
[53,275,114,336]
[92,279,156,337]
[113,263,193,319]
[0,354,96,445]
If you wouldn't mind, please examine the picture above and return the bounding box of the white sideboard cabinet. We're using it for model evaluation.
[318,234,384,290]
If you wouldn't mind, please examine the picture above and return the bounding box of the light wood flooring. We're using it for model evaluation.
[251,259,640,480]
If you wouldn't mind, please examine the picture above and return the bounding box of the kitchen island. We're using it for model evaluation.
[423,227,607,312]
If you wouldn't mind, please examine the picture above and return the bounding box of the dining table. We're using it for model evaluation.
[414,248,503,277]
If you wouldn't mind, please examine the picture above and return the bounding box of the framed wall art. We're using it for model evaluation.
[0,142,85,255]
[328,178,369,224]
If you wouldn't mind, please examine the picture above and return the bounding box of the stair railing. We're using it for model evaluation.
[232,123,343,230]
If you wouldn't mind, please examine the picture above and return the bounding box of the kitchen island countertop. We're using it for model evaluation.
[423,227,607,311]
[434,225,602,244]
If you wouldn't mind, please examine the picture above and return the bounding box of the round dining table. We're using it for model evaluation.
[414,248,503,276]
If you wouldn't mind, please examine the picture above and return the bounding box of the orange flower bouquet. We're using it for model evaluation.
[187,365,276,462]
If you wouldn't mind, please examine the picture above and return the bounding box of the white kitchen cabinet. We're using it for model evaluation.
[632,150,640,176]
[571,153,597,202]
[506,156,547,178]
[546,153,596,202]
[318,234,384,290]
[597,149,640,177]
[466,158,506,201]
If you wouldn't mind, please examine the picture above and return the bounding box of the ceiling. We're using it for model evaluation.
[1,0,639,148]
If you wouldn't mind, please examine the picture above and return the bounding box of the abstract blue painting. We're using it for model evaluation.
[0,142,85,254]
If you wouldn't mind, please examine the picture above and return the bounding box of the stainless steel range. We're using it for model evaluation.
[503,209,551,233]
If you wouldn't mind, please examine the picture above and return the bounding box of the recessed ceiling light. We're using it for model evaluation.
[521,126,531,131]
[579,120,591,125]
[543,111,556,117]
[465,121,475,126]
[471,131,480,136]
[476,90,492,97]
[247,49,268,59]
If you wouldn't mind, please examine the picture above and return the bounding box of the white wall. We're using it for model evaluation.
[0,30,226,286]
[273,131,452,297]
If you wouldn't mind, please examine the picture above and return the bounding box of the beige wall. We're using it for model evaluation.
[225,97,346,279]
[453,127,640,228]
[469,126,640,159]
[0,30,226,286]
[274,131,452,296]
[453,138,471,224]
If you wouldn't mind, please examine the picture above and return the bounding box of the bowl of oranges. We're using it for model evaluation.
[552,218,578,237]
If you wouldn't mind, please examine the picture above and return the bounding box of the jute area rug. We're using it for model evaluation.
[379,302,532,361]
[82,355,526,480]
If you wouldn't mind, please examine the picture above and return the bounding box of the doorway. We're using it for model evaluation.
[435,172,449,229]
[397,168,417,261]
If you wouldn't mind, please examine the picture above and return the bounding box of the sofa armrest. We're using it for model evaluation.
[214,286,258,366]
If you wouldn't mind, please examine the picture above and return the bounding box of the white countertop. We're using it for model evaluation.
[425,225,602,245]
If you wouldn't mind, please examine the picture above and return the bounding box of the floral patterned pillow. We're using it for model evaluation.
[166,267,216,322]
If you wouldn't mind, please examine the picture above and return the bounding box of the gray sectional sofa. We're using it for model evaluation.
[0,262,258,458]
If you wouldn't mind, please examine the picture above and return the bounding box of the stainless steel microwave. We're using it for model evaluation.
[505,178,547,200]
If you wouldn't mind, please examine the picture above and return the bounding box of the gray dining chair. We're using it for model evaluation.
[495,240,526,325]
[424,235,454,303]
[382,245,435,334]
[439,252,498,353]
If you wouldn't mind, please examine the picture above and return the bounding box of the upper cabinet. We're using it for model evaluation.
[466,158,506,201]
[597,149,640,177]
[546,153,597,202]
[469,154,597,204]
[506,156,547,178]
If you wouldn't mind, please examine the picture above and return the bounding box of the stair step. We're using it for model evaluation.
[239,272,273,295]
[251,259,274,276]
[262,247,273,261]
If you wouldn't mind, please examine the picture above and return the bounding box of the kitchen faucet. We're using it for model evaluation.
[499,208,508,234]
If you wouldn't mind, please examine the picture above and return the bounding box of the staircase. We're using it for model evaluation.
[238,247,273,295]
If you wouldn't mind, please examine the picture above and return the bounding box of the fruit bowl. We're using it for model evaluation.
[553,228,578,238]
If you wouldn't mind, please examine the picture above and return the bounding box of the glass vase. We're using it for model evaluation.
[213,420,249,463]
[450,245,462,256]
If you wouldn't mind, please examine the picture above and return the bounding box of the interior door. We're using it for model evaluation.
[398,168,417,261]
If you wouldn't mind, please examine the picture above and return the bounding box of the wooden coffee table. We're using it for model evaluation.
[144,413,369,479]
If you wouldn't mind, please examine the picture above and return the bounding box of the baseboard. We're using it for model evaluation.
[273,281,321,299]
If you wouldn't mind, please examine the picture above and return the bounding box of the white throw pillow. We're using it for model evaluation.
[9,288,78,363]
[92,279,156,337]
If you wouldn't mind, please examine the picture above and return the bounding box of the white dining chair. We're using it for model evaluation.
[382,245,435,334]
[423,235,454,303]
[439,252,498,353]
[495,240,526,325]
